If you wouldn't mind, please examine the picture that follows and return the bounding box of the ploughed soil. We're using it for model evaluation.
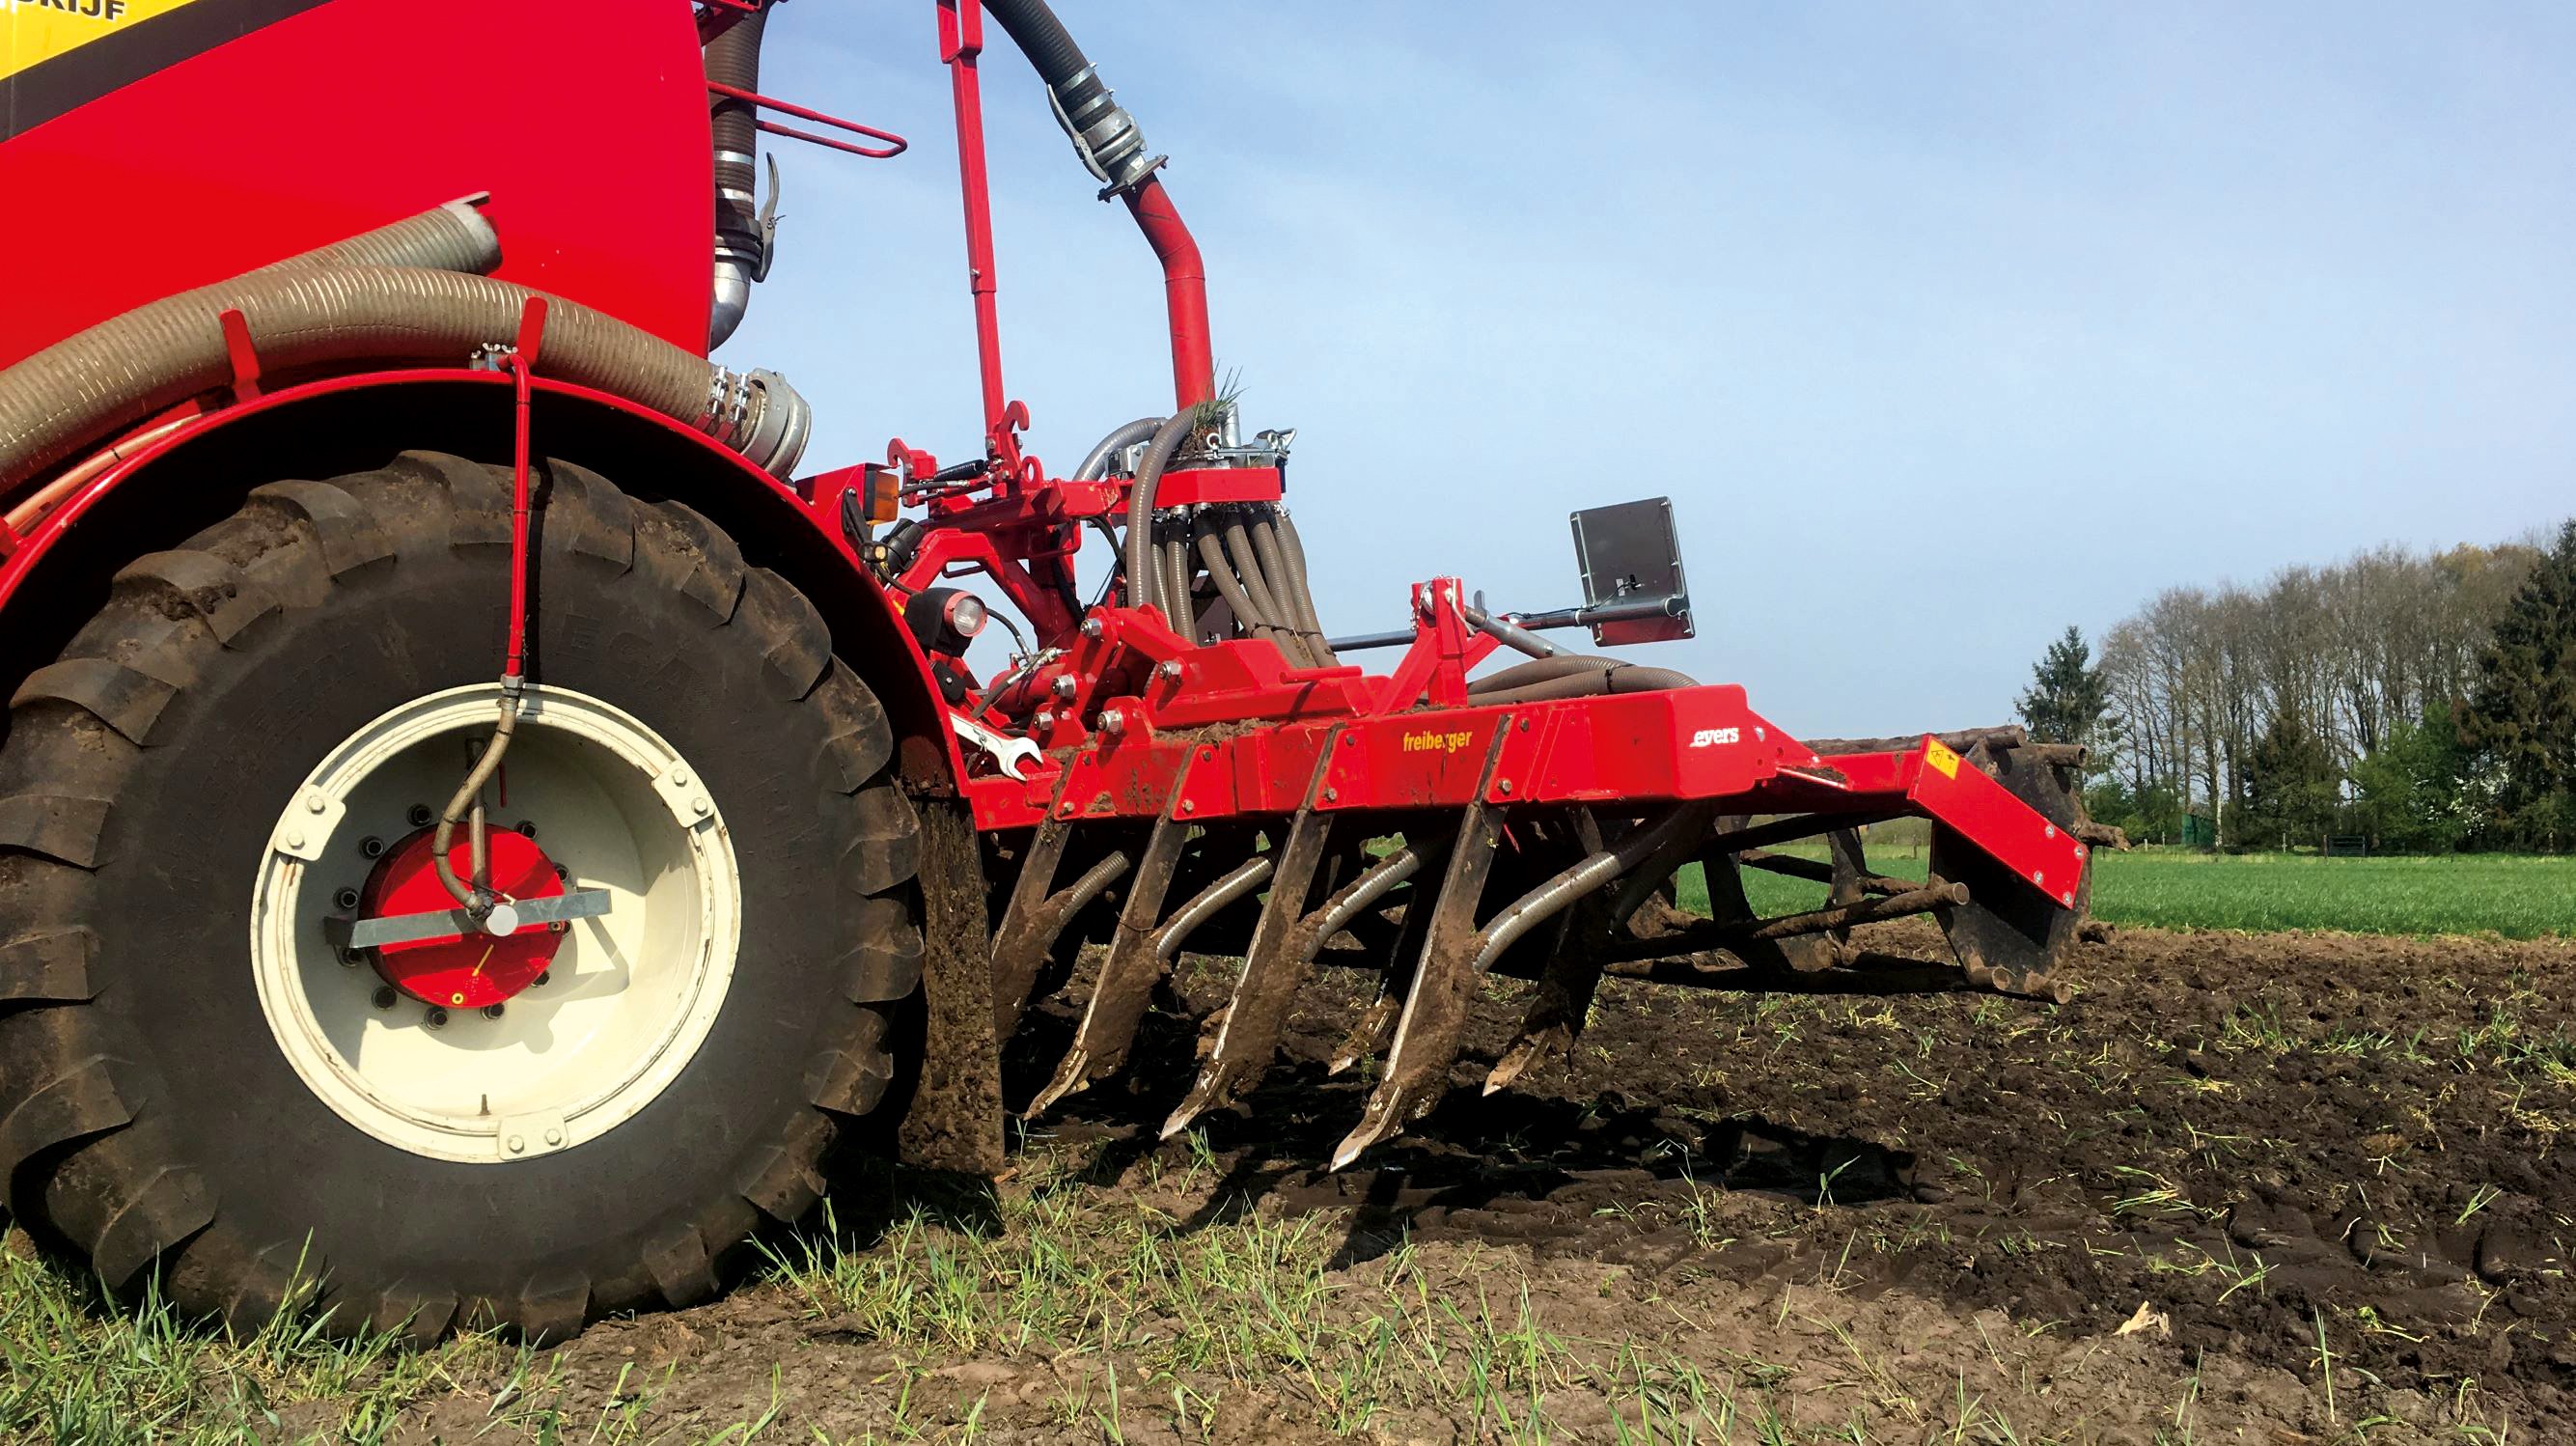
[384,923,2572,1442]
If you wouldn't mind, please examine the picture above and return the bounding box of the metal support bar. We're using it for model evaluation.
[1736,848,1920,899]
[1327,594,1687,653]
[1596,882,1968,964]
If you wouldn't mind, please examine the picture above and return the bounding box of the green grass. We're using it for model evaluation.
[0,1237,531,1443]
[1677,846,2575,940]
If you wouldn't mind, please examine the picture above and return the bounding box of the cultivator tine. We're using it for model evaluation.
[1027,765,1198,1117]
[1330,725,1512,1170]
[1161,735,1345,1138]
[1326,833,1450,1076]
[989,761,1134,1039]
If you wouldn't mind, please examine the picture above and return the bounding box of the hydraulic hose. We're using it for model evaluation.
[1465,654,1698,704]
[1221,510,1310,667]
[1073,415,1162,481]
[1249,514,1332,666]
[1161,534,1193,634]
[1120,409,1193,618]
[706,8,769,348]
[0,254,813,488]
[1194,520,1282,654]
[1275,511,1335,662]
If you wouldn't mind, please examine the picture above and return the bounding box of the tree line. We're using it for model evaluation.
[2017,518,2576,852]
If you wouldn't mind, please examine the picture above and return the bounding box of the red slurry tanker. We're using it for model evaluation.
[0,0,2110,1338]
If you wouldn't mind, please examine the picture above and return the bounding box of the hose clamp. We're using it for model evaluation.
[732,370,813,481]
[1044,73,1163,198]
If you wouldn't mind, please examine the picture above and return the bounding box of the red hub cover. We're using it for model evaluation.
[360,827,570,1010]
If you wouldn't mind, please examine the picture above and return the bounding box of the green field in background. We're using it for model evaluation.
[1676,846,2575,940]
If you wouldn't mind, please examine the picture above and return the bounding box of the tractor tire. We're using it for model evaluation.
[0,450,924,1341]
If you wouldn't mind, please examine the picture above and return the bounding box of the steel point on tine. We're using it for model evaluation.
[1161,733,1344,1139]
[1026,761,1197,1117]
[1329,721,1513,1171]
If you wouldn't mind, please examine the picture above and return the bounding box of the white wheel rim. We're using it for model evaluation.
[250,683,742,1164]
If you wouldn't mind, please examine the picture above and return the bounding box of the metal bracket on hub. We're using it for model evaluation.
[347,888,613,949]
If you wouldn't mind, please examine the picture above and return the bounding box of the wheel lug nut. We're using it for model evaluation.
[552,863,568,880]
[372,987,398,1010]
[337,946,363,967]
[424,1007,449,1029]
[483,1004,506,1020]
[406,804,433,828]
[358,836,386,859]
[333,887,361,911]
[514,820,538,839]
[534,970,551,987]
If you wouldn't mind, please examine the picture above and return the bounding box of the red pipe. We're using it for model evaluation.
[502,299,546,680]
[705,79,907,159]
[1122,177,1214,412]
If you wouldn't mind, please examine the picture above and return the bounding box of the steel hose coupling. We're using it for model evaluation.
[700,367,814,481]
[1045,66,1164,198]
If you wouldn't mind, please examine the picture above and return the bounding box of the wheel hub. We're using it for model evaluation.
[251,682,743,1164]
[361,826,568,1010]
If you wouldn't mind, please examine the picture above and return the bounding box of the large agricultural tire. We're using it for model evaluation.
[0,450,925,1341]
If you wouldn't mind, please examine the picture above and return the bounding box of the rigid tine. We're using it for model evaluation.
[1162,733,1344,1138]
[1027,760,1197,1117]
[987,763,1083,1036]
[1485,803,1709,1095]
[1330,722,1513,1170]
[992,850,1131,1038]
[1327,832,1453,1076]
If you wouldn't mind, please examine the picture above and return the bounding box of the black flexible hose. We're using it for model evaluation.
[1121,410,1192,614]
[1466,655,1698,704]
[1249,514,1332,665]
[1161,534,1193,633]
[1195,519,1280,652]
[1221,510,1308,667]
[981,0,1111,118]
[706,9,768,348]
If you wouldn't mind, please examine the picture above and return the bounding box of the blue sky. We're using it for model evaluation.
[727,2,2575,737]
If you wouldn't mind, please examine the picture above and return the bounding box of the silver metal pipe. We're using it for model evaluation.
[1476,804,1712,972]
[1461,604,1563,659]
[1153,856,1273,962]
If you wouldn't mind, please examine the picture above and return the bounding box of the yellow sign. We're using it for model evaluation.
[1399,729,1477,755]
[1925,738,1962,779]
[4,0,204,85]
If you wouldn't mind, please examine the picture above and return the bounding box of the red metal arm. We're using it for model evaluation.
[705,80,906,159]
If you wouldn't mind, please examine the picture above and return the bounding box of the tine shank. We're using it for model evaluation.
[1026,769,1196,1117]
[1162,734,1343,1138]
[1331,724,1512,1170]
